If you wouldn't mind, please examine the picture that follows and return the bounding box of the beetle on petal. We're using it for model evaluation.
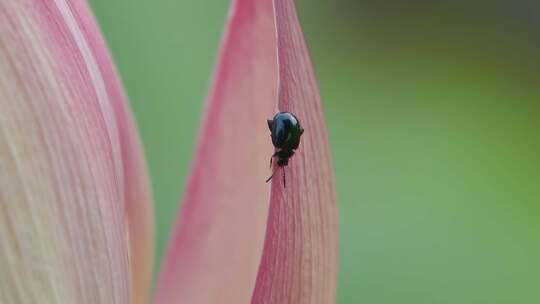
[266,112,304,186]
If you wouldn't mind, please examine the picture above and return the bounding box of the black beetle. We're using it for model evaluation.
[266,112,304,187]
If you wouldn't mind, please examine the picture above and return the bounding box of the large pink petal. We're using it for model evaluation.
[0,1,153,303]
[155,0,337,302]
[251,0,339,303]
[154,0,277,303]
[68,1,155,302]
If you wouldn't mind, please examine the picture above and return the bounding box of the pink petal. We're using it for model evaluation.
[251,0,339,303]
[155,0,337,303]
[68,1,155,302]
[0,1,153,303]
[154,0,277,303]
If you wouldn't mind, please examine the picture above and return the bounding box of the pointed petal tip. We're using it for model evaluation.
[155,0,337,303]
[252,0,338,302]
[154,0,276,303]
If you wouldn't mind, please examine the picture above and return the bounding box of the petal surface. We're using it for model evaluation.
[251,0,339,303]
[155,0,337,303]
[154,0,276,303]
[68,1,155,302]
[0,1,153,303]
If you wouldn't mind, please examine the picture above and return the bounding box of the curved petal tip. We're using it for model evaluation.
[154,0,276,303]
[155,0,337,303]
[251,0,338,303]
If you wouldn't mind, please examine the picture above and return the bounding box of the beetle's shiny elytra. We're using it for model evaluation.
[266,112,304,186]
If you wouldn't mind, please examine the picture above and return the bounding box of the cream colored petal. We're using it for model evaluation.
[67,1,155,302]
[0,1,152,303]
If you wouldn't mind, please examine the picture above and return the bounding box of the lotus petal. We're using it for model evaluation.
[154,0,277,303]
[0,1,153,303]
[155,0,337,303]
[251,0,339,303]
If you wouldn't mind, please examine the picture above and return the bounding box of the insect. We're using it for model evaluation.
[266,111,304,187]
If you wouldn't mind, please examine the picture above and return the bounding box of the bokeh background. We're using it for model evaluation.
[89,0,540,302]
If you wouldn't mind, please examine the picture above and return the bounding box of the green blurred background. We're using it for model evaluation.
[89,0,540,302]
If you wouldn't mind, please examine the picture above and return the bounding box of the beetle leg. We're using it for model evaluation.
[283,167,286,188]
[266,169,275,183]
[270,151,279,168]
